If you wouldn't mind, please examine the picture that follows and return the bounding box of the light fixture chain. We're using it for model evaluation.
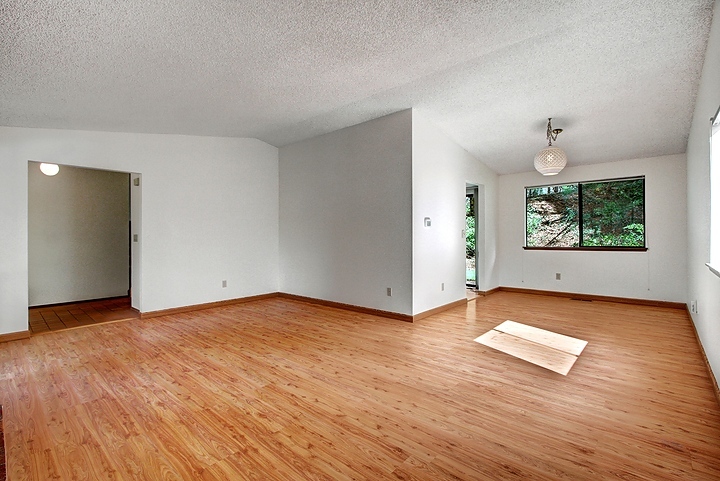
[547,118,553,147]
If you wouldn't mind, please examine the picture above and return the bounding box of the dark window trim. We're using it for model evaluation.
[524,246,648,252]
[525,176,646,250]
[578,182,584,244]
[525,175,645,190]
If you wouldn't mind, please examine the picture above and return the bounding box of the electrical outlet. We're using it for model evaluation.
[222,280,227,288]
[556,273,561,280]
[441,282,445,291]
[691,300,698,313]
[387,287,392,297]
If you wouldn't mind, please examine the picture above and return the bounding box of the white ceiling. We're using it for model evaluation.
[0,0,714,174]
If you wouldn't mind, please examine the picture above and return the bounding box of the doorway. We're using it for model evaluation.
[27,162,142,332]
[465,184,484,291]
[466,186,478,288]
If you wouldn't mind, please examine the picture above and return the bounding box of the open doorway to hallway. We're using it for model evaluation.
[27,162,142,334]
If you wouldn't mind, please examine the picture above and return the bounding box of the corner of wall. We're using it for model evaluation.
[278,111,414,315]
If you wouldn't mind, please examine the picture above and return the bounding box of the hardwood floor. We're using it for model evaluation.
[0,405,5,481]
[1,292,719,480]
[28,297,139,334]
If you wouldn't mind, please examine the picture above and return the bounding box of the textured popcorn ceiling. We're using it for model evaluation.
[0,0,714,173]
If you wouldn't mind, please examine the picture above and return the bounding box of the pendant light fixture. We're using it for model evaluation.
[534,118,567,175]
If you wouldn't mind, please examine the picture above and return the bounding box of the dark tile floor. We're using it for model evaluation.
[28,296,139,334]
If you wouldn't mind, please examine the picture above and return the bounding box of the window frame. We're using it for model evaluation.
[707,104,720,277]
[524,176,647,252]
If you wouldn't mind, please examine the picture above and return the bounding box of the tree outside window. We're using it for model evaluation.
[526,177,645,249]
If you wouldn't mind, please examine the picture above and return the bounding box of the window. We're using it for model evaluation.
[709,105,720,276]
[526,177,646,250]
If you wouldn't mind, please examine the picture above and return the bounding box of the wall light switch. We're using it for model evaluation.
[387,287,392,296]
[424,217,431,227]
[222,280,227,288]
[555,273,561,280]
[133,234,138,242]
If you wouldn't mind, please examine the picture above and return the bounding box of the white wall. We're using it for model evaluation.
[412,112,499,314]
[687,0,720,381]
[279,111,414,315]
[28,163,130,306]
[499,154,687,303]
[0,126,278,336]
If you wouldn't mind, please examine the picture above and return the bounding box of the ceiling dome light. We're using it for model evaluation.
[534,118,567,176]
[39,163,59,176]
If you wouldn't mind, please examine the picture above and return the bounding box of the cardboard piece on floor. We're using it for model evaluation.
[474,321,588,376]
[494,320,588,356]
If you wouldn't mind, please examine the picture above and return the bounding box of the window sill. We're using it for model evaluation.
[707,263,720,278]
[524,246,648,252]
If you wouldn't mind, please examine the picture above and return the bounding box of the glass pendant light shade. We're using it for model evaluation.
[39,163,60,176]
[534,145,567,176]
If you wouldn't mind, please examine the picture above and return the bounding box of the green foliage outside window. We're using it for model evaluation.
[466,195,476,258]
[526,184,579,247]
[526,177,645,248]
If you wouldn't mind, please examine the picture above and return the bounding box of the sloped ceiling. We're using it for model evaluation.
[0,0,714,173]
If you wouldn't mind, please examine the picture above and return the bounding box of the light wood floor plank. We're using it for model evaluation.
[1,292,719,480]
